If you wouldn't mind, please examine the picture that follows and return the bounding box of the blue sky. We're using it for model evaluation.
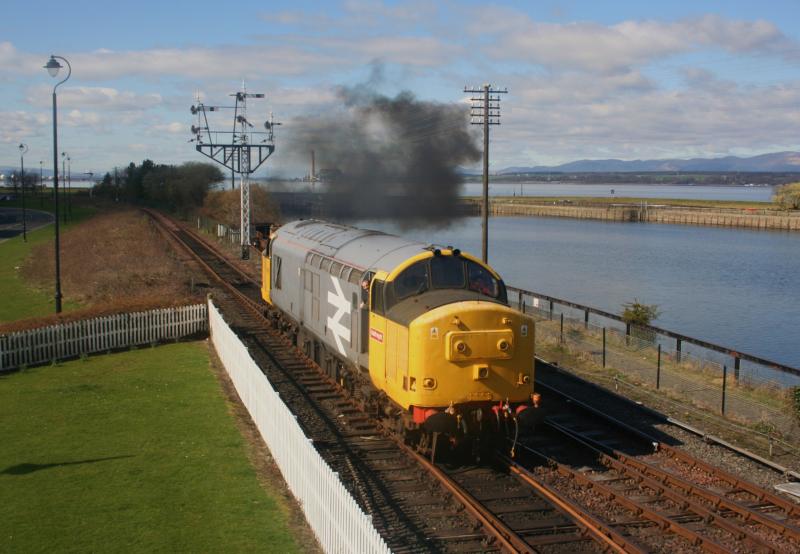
[1,0,799,176]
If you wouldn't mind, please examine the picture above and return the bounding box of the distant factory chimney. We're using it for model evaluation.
[311,150,316,188]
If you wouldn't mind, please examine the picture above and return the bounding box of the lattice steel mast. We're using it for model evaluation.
[190,85,278,259]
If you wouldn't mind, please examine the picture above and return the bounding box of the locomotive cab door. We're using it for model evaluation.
[367,277,388,389]
[359,271,374,356]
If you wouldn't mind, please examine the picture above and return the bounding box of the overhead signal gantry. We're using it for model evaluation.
[190,86,279,259]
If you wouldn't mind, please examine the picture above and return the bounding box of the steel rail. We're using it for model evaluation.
[398,447,534,554]
[501,456,641,554]
[545,419,781,553]
[659,444,800,525]
[537,376,800,545]
[517,440,732,553]
[535,370,800,479]
[615,447,800,541]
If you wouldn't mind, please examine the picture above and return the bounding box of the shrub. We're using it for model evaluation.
[201,185,281,228]
[622,299,660,326]
[773,182,800,210]
[622,299,660,342]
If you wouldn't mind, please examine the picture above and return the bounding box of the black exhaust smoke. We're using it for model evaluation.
[285,70,480,228]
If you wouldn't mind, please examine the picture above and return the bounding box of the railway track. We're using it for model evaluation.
[511,380,800,552]
[145,209,800,553]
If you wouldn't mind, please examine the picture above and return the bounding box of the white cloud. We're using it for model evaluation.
[0,111,48,143]
[153,122,185,134]
[63,109,104,129]
[26,86,162,110]
[489,72,800,166]
[472,13,796,73]
[315,35,460,67]
[68,45,343,80]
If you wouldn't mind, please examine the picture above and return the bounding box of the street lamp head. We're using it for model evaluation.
[19,143,27,154]
[44,56,62,78]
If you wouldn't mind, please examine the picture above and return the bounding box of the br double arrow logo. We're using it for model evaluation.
[327,276,351,355]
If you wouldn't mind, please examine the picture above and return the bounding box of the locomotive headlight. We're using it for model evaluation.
[497,339,510,352]
[422,377,436,389]
[455,340,467,353]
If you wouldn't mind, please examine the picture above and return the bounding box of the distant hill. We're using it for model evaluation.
[499,151,800,174]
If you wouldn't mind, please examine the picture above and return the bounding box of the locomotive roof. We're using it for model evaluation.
[275,219,432,274]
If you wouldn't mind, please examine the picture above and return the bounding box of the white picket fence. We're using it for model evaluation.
[0,304,207,372]
[208,299,390,554]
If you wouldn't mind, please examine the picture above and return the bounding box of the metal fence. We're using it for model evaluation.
[509,289,800,448]
[196,215,241,248]
[0,304,207,372]
[208,299,390,554]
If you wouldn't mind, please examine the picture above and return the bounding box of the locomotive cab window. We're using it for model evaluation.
[371,280,385,315]
[466,260,506,302]
[393,261,429,300]
[273,256,282,290]
[430,255,465,289]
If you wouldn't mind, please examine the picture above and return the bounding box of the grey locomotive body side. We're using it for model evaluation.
[268,220,430,371]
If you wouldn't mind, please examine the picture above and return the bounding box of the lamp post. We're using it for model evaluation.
[18,143,28,242]
[45,54,70,314]
[39,160,44,207]
[67,155,71,216]
[61,152,68,223]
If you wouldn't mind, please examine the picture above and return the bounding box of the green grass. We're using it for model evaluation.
[0,342,304,553]
[0,202,97,322]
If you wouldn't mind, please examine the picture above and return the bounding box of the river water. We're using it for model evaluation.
[361,216,799,372]
[260,181,776,202]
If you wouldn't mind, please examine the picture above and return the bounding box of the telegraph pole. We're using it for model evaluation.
[464,84,507,264]
[191,86,278,259]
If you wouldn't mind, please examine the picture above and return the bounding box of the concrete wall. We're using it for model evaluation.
[481,202,800,231]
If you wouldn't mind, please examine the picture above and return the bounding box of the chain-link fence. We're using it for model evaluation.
[192,215,262,274]
[195,215,241,248]
[509,288,800,451]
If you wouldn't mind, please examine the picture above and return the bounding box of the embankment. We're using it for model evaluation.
[464,200,800,231]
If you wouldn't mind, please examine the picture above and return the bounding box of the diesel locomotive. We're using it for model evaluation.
[261,220,540,454]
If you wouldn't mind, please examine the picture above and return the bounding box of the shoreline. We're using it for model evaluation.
[461,198,800,231]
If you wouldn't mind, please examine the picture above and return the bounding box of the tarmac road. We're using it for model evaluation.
[0,207,54,243]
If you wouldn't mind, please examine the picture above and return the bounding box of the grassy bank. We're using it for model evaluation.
[0,342,307,552]
[0,226,77,322]
[0,203,201,328]
[0,200,100,322]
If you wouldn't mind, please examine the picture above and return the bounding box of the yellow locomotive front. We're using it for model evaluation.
[367,248,539,440]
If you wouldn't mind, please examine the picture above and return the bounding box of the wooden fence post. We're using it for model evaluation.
[602,328,606,368]
[721,365,727,415]
[656,344,661,389]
